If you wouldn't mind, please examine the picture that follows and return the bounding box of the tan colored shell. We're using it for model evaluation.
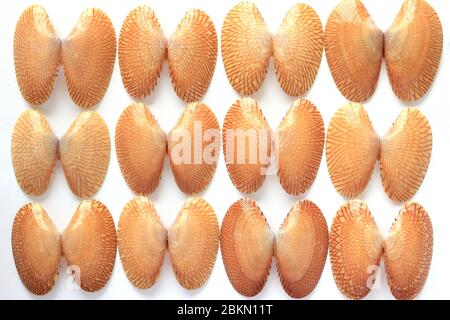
[220,198,273,297]
[168,9,217,102]
[118,6,166,99]
[326,103,380,198]
[12,203,61,295]
[168,198,219,290]
[275,200,328,298]
[60,111,111,198]
[223,98,272,193]
[221,2,271,95]
[385,0,442,102]
[11,110,58,196]
[273,3,323,96]
[168,102,220,194]
[117,196,167,289]
[61,8,116,108]
[380,108,432,202]
[62,199,117,292]
[384,202,433,300]
[115,103,166,195]
[276,99,324,195]
[329,200,383,299]
[14,5,61,106]
[324,0,383,102]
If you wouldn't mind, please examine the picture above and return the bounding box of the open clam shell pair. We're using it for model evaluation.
[326,103,432,202]
[14,5,116,107]
[330,200,433,300]
[11,110,110,198]
[115,102,220,195]
[222,2,323,96]
[221,198,328,298]
[117,197,219,290]
[325,0,443,102]
[12,200,117,295]
[223,98,324,194]
[119,6,217,102]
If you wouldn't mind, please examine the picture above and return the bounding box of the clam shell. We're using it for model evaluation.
[324,0,383,102]
[275,200,328,298]
[384,202,433,300]
[220,198,273,297]
[221,2,271,95]
[168,102,220,194]
[273,4,323,96]
[62,199,117,292]
[222,98,272,193]
[326,103,380,198]
[60,111,111,198]
[329,200,383,299]
[168,198,219,289]
[61,8,116,108]
[117,196,167,289]
[276,99,324,195]
[11,110,58,196]
[380,108,432,202]
[14,5,61,106]
[115,103,166,195]
[168,9,217,102]
[12,203,61,295]
[118,6,166,99]
[385,0,443,102]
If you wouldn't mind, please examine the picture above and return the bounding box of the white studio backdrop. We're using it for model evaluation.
[0,0,448,300]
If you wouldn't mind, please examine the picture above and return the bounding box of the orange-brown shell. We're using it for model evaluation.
[11,110,58,196]
[385,0,443,102]
[384,202,433,300]
[117,196,167,289]
[118,6,166,99]
[220,198,273,297]
[326,103,380,198]
[329,200,383,299]
[168,9,217,102]
[380,108,432,202]
[61,8,116,108]
[275,200,328,298]
[115,103,166,195]
[62,199,117,292]
[273,3,323,96]
[222,98,272,193]
[276,99,324,195]
[221,2,271,95]
[324,0,383,102]
[12,203,61,295]
[60,111,111,198]
[14,5,61,106]
[168,102,220,194]
[168,198,219,290]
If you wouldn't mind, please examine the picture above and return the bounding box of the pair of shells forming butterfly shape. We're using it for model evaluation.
[119,6,217,102]
[223,97,324,194]
[117,197,219,290]
[11,110,110,198]
[326,103,432,201]
[12,200,117,295]
[325,0,443,102]
[222,2,323,96]
[330,200,433,300]
[115,102,220,195]
[221,198,329,298]
[14,5,117,108]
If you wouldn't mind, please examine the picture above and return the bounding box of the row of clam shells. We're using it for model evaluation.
[15,0,442,108]
[12,197,432,300]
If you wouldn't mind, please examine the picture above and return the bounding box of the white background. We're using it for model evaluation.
[0,0,448,300]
